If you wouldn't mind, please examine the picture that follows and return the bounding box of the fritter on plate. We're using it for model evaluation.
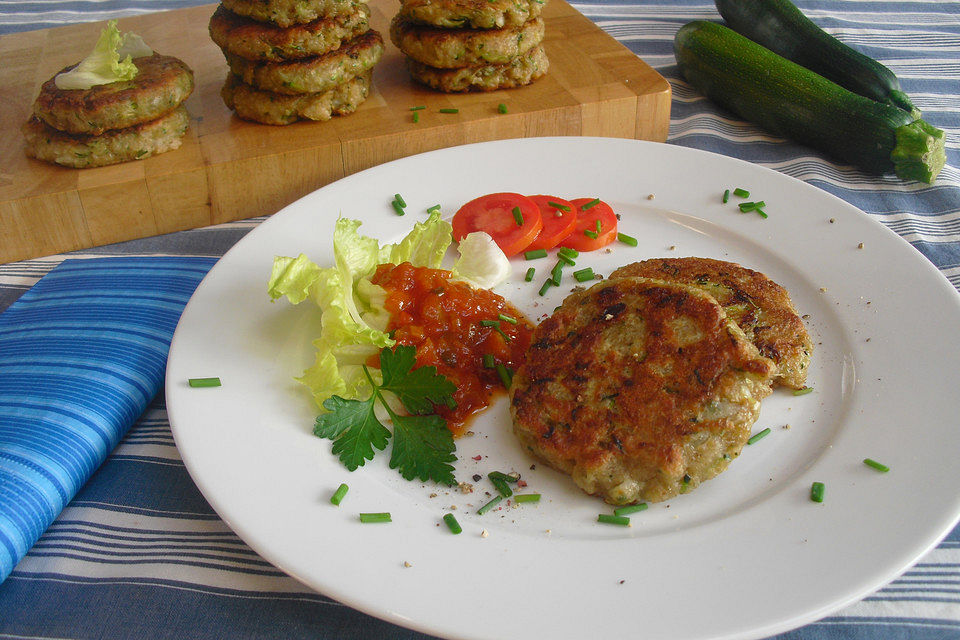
[220,0,365,28]
[610,258,812,389]
[225,30,383,94]
[406,44,547,92]
[390,15,544,68]
[397,0,546,29]
[510,276,777,505]
[32,54,194,136]
[221,71,371,124]
[209,3,370,62]
[22,106,190,169]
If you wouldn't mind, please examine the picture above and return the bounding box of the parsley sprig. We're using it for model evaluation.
[314,345,459,486]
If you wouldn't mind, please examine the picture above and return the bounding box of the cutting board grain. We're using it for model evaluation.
[0,0,671,263]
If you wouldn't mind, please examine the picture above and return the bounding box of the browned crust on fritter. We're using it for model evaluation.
[510,277,777,504]
[397,0,546,29]
[225,30,383,95]
[220,0,365,28]
[406,44,547,92]
[221,72,371,124]
[32,54,194,136]
[390,15,544,68]
[210,4,370,62]
[610,258,813,389]
[22,106,189,169]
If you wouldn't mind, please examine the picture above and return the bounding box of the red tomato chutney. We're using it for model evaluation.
[370,262,533,437]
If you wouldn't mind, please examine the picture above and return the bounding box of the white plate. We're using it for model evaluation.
[167,138,960,640]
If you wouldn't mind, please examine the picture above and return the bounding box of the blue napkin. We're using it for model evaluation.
[0,256,216,582]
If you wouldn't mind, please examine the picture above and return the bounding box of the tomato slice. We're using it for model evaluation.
[524,195,578,251]
[558,198,618,252]
[452,192,543,257]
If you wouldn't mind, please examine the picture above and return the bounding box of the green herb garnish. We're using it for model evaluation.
[314,345,458,486]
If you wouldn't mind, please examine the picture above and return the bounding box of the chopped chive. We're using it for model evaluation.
[597,514,630,526]
[512,206,524,226]
[409,105,426,111]
[514,493,541,503]
[392,200,405,216]
[412,110,419,123]
[722,189,730,203]
[498,102,508,114]
[581,198,600,210]
[524,248,547,260]
[393,193,407,208]
[557,247,579,260]
[439,108,459,114]
[595,219,602,233]
[489,471,518,484]
[188,377,221,388]
[548,201,571,212]
[525,267,536,282]
[573,267,594,282]
[550,262,564,286]
[538,279,553,296]
[489,474,513,498]
[738,201,756,212]
[747,427,771,445]
[480,319,500,328]
[557,252,576,266]
[359,512,392,523]
[482,353,496,368]
[733,187,750,198]
[863,458,890,473]
[477,495,503,515]
[614,503,648,516]
[498,313,517,324]
[495,363,513,389]
[330,483,349,505]
[755,208,769,219]
[793,387,814,396]
[443,513,462,534]
[617,232,638,247]
[426,204,441,214]
[583,230,598,239]
[810,482,825,503]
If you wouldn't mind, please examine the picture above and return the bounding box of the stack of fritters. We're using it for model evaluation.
[510,258,813,505]
[23,54,194,169]
[210,0,384,125]
[390,0,549,92]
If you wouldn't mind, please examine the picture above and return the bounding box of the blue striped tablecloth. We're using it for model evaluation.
[1,0,958,638]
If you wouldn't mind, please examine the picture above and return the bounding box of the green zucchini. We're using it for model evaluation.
[674,21,945,183]
[715,0,918,117]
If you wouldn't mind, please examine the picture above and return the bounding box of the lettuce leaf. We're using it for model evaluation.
[270,212,454,411]
[55,20,153,90]
[451,231,510,290]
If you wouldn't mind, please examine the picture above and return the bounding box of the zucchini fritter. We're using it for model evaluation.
[397,0,546,29]
[406,44,548,92]
[510,277,777,505]
[221,71,371,124]
[390,15,544,68]
[32,54,194,136]
[610,258,813,389]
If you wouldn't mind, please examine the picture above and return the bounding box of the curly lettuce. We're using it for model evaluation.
[55,20,153,90]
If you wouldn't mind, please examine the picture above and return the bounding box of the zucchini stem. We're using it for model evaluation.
[891,120,946,184]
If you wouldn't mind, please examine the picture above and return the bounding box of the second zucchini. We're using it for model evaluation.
[674,20,945,183]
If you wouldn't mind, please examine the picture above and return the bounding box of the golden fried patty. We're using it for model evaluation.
[225,30,383,94]
[22,106,189,169]
[390,15,544,68]
[397,0,546,29]
[32,54,194,136]
[510,277,777,505]
[610,258,812,389]
[221,72,371,124]
[406,44,547,92]
[210,4,370,62]
[220,0,365,28]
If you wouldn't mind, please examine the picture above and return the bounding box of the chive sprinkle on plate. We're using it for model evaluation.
[188,377,221,388]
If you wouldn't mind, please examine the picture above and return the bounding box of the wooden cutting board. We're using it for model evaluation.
[0,0,671,263]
